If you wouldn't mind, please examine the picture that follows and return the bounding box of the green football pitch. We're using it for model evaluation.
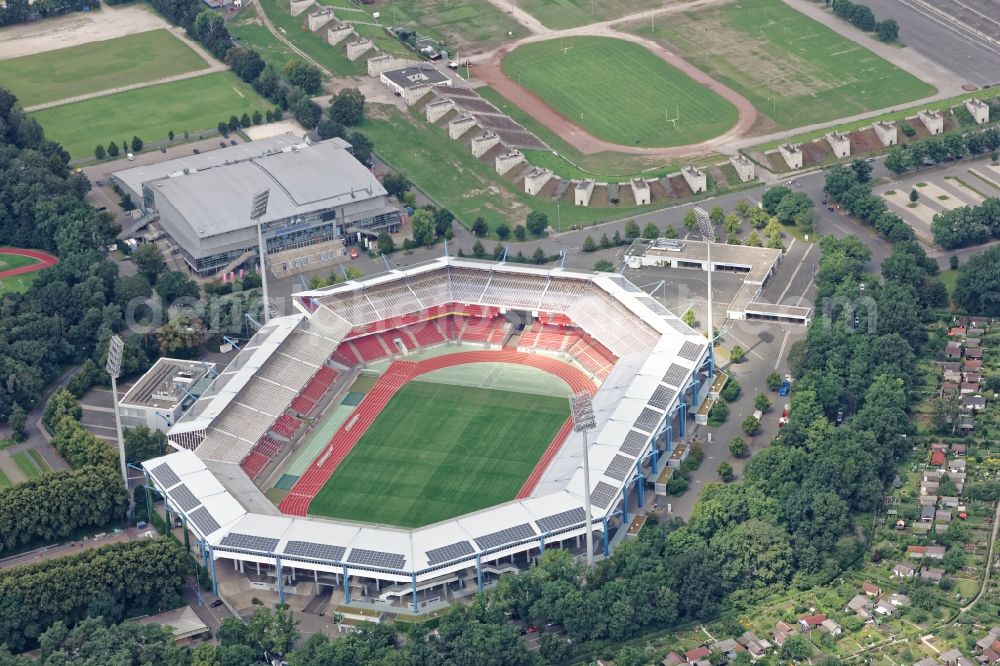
[308,382,569,528]
[0,30,210,108]
[626,0,935,130]
[500,36,739,148]
[31,72,269,159]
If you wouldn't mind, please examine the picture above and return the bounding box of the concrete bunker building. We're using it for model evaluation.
[114,136,400,276]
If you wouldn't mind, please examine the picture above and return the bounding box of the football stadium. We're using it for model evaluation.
[142,257,711,613]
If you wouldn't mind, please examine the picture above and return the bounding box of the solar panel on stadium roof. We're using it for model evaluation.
[662,363,689,387]
[536,507,586,533]
[678,341,702,362]
[620,429,649,456]
[425,541,475,566]
[220,533,279,553]
[634,407,664,433]
[649,385,676,411]
[607,275,643,293]
[283,541,345,562]
[169,484,200,512]
[637,296,671,316]
[347,548,406,570]
[590,481,618,509]
[188,507,220,536]
[665,318,691,334]
[474,523,536,550]
[604,454,635,481]
[150,463,181,489]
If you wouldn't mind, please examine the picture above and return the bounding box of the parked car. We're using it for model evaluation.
[779,380,791,397]
[210,599,224,608]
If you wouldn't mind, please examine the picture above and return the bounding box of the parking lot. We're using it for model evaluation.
[874,155,1000,244]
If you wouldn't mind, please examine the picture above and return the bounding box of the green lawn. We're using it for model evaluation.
[228,11,298,73]
[308,382,569,527]
[0,30,210,108]
[374,0,530,53]
[0,270,42,295]
[28,450,50,474]
[501,37,739,148]
[12,452,43,480]
[362,105,663,232]
[0,252,40,272]
[31,72,269,159]
[624,0,935,130]
[0,466,10,489]
[519,0,663,29]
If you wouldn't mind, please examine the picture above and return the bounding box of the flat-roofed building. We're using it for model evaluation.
[114,135,400,276]
[119,358,217,432]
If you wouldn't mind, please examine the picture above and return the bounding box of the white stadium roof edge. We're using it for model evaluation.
[144,256,710,584]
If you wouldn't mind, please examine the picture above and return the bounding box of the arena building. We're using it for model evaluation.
[113,136,400,276]
[142,257,712,615]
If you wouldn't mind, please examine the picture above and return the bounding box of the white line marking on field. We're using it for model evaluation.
[233,87,245,98]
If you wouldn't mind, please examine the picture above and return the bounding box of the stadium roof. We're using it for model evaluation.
[113,136,384,238]
[152,256,711,581]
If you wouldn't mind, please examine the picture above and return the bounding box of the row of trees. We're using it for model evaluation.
[0,538,189,652]
[825,160,916,242]
[93,136,143,161]
[931,197,1000,249]
[830,0,899,41]
[884,126,1000,177]
[0,0,94,27]
[0,87,122,422]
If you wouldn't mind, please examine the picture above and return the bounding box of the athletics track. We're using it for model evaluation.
[278,350,596,517]
[0,248,58,280]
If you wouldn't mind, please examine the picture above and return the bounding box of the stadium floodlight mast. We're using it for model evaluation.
[569,391,597,569]
[694,206,715,355]
[105,335,130,498]
[250,189,271,324]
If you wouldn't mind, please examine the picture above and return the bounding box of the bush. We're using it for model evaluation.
[742,415,761,436]
[729,437,749,458]
[707,400,729,426]
[718,461,735,482]
[720,378,741,402]
[729,345,745,363]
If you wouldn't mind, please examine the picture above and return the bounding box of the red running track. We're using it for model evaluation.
[278,350,596,516]
[0,248,58,279]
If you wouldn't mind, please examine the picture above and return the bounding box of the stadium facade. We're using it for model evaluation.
[142,257,712,613]
[113,136,400,275]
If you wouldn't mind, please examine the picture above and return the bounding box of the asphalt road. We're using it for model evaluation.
[863,0,1000,86]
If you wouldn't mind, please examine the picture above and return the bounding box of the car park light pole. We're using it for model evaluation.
[570,391,597,569]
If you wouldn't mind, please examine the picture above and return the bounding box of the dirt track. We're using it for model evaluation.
[473,32,757,158]
[0,4,169,60]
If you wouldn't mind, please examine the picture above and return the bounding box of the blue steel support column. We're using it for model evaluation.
[601,516,610,556]
[411,574,418,613]
[651,449,659,474]
[679,404,687,438]
[539,536,546,554]
[635,474,644,508]
[276,557,285,605]
[663,423,672,453]
[207,546,218,596]
[621,486,628,523]
[342,564,350,604]
[476,554,483,592]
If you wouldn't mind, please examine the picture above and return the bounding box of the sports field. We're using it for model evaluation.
[376,0,530,52]
[0,253,40,273]
[625,0,935,130]
[0,249,56,294]
[308,382,569,527]
[31,72,268,159]
[0,30,209,108]
[519,0,664,29]
[500,37,739,147]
